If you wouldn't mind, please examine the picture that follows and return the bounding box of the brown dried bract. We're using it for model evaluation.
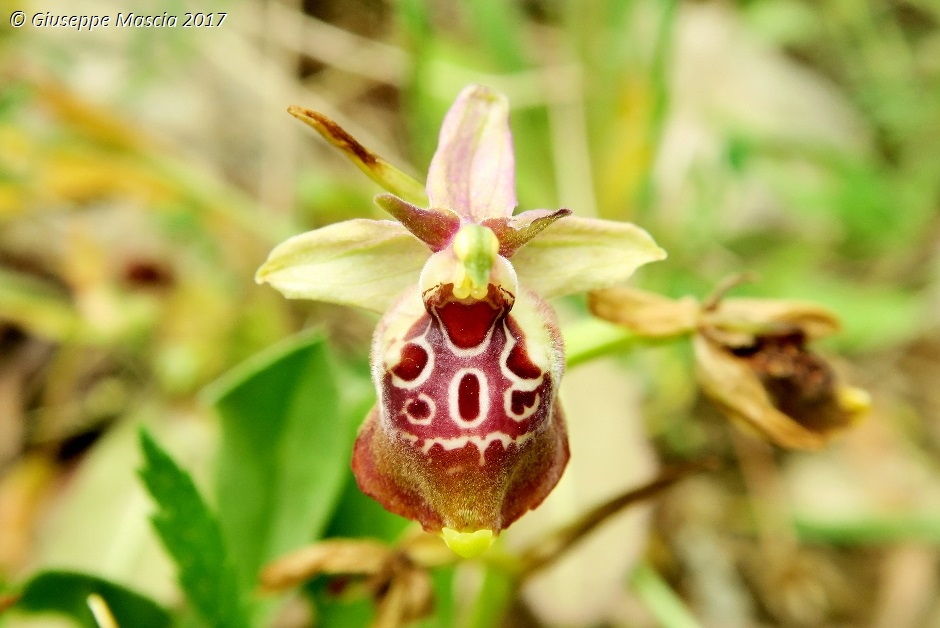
[696,298,868,449]
[588,284,869,449]
[259,533,452,628]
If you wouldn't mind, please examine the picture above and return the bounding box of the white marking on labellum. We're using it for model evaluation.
[397,431,419,444]
[448,367,489,428]
[503,388,541,422]
[402,393,436,426]
[419,431,535,465]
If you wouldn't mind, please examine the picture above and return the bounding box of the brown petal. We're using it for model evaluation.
[694,334,828,449]
[703,298,841,347]
[588,287,700,338]
[372,567,434,628]
[259,539,391,593]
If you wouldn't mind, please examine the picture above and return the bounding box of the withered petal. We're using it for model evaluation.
[694,334,828,449]
[259,539,391,592]
[588,287,700,338]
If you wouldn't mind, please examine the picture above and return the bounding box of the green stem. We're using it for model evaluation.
[562,317,637,368]
[630,562,703,628]
[794,517,940,545]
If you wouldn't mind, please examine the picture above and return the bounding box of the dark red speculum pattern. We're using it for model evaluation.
[381,283,552,448]
[391,343,428,381]
[458,372,481,421]
[510,389,538,415]
[435,296,503,349]
[506,336,541,379]
[351,282,568,534]
[407,397,432,420]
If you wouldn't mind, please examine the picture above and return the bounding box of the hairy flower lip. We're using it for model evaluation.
[352,400,570,535]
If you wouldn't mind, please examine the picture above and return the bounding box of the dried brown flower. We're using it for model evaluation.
[589,286,870,449]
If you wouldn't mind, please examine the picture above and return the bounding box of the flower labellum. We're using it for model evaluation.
[257,86,666,555]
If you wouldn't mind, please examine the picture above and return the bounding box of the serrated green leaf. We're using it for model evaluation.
[138,430,249,628]
[203,330,363,593]
[11,570,171,628]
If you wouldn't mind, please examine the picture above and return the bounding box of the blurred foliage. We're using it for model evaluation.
[13,571,171,628]
[1,0,939,626]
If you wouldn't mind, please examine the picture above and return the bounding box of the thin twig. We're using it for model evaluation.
[517,459,720,578]
[702,272,758,311]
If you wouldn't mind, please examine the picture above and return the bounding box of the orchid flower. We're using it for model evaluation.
[257,86,665,557]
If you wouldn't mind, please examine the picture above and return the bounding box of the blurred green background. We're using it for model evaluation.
[1,0,939,626]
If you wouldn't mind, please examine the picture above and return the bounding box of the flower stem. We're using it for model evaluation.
[562,317,638,368]
[794,517,940,545]
[630,561,703,628]
[516,459,718,577]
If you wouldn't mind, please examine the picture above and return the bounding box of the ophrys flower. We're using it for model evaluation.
[257,86,665,556]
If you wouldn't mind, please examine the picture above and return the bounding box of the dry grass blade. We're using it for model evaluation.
[259,539,391,593]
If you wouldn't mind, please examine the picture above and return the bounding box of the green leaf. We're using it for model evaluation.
[11,570,171,628]
[138,430,249,628]
[463,565,514,628]
[323,475,409,542]
[630,562,703,628]
[204,330,362,592]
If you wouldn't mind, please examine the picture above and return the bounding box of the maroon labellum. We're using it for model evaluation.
[354,279,568,538]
